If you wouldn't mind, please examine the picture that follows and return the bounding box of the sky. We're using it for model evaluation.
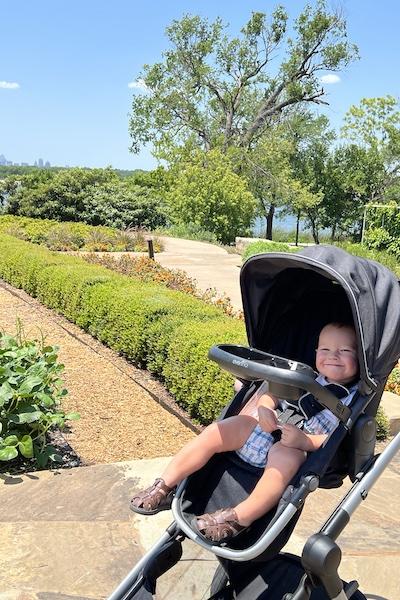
[1,0,399,171]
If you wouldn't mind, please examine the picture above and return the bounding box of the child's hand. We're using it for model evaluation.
[280,424,310,451]
[258,405,278,432]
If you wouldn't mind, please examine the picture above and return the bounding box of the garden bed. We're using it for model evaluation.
[0,281,198,473]
[0,214,163,253]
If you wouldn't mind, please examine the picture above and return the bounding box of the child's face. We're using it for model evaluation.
[316,325,358,385]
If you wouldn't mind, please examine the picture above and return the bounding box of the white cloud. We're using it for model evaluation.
[0,81,20,89]
[320,74,341,85]
[128,78,148,91]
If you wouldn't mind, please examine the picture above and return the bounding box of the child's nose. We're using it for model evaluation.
[327,349,340,357]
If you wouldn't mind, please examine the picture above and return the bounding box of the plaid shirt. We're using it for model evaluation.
[236,375,356,468]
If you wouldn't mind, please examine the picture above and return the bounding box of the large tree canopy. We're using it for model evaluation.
[341,95,400,201]
[129,1,358,157]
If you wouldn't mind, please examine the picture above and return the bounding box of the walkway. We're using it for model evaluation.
[155,236,243,309]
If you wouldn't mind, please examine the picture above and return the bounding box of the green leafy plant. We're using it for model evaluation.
[82,228,113,252]
[45,224,85,251]
[376,406,390,441]
[0,327,79,468]
[386,366,400,395]
[242,240,300,262]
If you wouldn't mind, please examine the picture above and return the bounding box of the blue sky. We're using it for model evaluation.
[1,0,399,171]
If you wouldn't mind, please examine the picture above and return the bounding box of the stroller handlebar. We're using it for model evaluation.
[208,344,351,423]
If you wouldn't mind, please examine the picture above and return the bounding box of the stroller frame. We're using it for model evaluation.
[109,246,400,600]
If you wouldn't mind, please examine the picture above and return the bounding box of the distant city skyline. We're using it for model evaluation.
[1,1,399,170]
[0,153,51,168]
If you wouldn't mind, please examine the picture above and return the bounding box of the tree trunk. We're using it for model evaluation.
[265,204,275,240]
[311,220,320,244]
[295,210,300,246]
[330,221,336,241]
[308,214,320,244]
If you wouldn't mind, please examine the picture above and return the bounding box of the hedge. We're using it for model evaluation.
[0,234,245,423]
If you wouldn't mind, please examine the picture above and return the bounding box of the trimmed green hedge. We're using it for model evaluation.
[0,234,245,423]
[242,240,300,262]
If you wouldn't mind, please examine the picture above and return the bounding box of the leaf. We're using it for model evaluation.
[45,354,58,365]
[0,381,13,402]
[49,452,63,463]
[35,444,61,467]
[8,410,43,424]
[18,376,44,395]
[65,412,80,421]
[18,435,34,458]
[3,435,19,446]
[0,446,18,461]
[42,346,56,353]
[36,392,55,408]
[48,414,65,427]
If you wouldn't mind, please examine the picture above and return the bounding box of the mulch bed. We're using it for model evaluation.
[0,280,199,473]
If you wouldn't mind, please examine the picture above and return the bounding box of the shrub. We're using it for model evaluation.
[82,228,113,252]
[45,224,85,251]
[386,367,400,395]
[376,406,390,441]
[364,227,392,251]
[83,254,242,318]
[0,215,163,254]
[155,223,219,244]
[166,149,256,244]
[2,167,168,230]
[0,330,79,468]
[111,229,138,252]
[242,240,300,262]
[163,319,246,423]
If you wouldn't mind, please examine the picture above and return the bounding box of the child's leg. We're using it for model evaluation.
[233,442,306,526]
[161,415,257,487]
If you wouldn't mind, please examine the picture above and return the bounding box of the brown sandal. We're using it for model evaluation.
[130,478,175,515]
[192,508,246,543]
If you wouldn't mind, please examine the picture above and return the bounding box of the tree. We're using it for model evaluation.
[242,129,321,239]
[129,2,357,158]
[341,96,400,202]
[3,168,168,229]
[5,168,117,221]
[165,149,256,244]
[285,112,333,242]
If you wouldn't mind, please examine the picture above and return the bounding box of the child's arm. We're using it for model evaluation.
[256,386,279,432]
[279,424,328,452]
[239,381,278,420]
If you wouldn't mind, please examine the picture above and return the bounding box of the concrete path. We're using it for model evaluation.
[1,237,400,600]
[155,236,243,310]
[1,450,399,600]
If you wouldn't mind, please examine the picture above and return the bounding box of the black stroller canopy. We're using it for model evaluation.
[240,245,400,396]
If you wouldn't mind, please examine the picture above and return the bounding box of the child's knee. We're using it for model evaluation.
[268,441,306,465]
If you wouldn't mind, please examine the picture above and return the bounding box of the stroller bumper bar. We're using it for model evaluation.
[209,345,351,422]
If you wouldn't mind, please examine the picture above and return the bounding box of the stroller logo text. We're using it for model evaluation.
[232,358,249,368]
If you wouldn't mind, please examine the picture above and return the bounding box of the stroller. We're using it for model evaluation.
[109,245,400,600]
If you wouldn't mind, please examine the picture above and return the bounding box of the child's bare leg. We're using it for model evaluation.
[234,442,306,526]
[161,415,257,488]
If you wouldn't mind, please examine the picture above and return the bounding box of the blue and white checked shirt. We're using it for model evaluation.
[236,375,357,468]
